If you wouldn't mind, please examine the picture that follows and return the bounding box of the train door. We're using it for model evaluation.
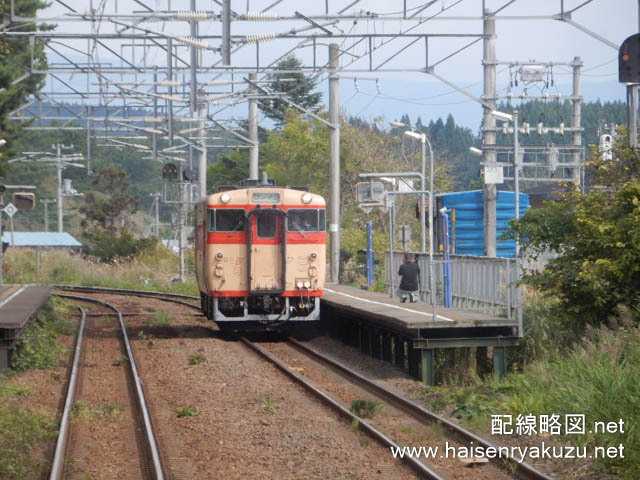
[249,210,285,293]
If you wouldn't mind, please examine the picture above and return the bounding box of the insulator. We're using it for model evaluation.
[559,122,565,136]
[354,78,359,93]
[158,80,182,87]
[243,32,277,43]
[203,94,232,102]
[502,123,508,135]
[176,35,212,50]
[173,11,212,21]
[537,122,543,135]
[376,78,382,95]
[246,11,278,21]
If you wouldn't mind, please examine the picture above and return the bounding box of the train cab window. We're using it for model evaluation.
[214,209,246,232]
[257,212,277,238]
[288,209,324,233]
[319,209,326,232]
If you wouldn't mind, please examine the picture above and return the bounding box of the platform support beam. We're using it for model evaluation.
[382,331,392,362]
[408,342,420,378]
[394,336,404,370]
[372,328,381,359]
[421,348,434,386]
[0,346,8,371]
[493,347,506,380]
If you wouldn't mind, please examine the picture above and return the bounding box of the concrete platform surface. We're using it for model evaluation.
[322,284,517,332]
[0,284,52,329]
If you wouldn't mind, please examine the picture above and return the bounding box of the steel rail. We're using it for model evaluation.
[55,284,201,310]
[53,293,166,480]
[240,337,445,480]
[49,305,86,480]
[287,338,553,480]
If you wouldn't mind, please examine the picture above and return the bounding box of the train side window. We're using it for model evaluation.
[207,210,215,232]
[257,212,277,238]
[215,209,246,232]
[319,209,326,232]
[287,209,319,232]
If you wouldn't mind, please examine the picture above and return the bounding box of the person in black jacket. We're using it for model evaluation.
[397,253,420,303]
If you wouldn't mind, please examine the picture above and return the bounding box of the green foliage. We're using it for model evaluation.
[261,396,276,414]
[173,407,199,418]
[350,398,385,418]
[258,55,322,126]
[510,131,640,329]
[82,227,158,263]
[0,406,56,479]
[188,352,206,365]
[206,149,250,190]
[0,0,51,177]
[0,382,32,399]
[143,311,172,326]
[10,298,73,373]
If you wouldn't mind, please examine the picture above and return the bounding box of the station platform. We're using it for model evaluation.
[321,285,519,384]
[0,284,52,370]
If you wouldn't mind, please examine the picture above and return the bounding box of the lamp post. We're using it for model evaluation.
[390,121,436,318]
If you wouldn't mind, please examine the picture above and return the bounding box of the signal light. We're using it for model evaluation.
[619,33,640,83]
[0,184,5,194]
[13,192,35,210]
[162,163,179,182]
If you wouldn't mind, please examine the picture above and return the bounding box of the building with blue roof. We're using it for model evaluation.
[1,232,82,248]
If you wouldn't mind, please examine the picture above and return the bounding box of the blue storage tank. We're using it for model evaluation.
[436,190,529,258]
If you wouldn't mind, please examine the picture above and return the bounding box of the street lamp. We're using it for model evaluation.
[390,121,436,316]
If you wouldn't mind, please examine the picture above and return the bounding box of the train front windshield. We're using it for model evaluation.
[287,209,325,233]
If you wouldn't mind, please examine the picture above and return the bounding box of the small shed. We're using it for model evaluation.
[1,232,83,248]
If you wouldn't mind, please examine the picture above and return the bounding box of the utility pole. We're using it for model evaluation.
[86,104,92,175]
[248,72,259,180]
[329,43,341,283]
[482,9,497,257]
[572,56,583,186]
[198,97,207,198]
[40,199,55,232]
[55,144,63,232]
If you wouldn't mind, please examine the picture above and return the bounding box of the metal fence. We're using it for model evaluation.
[385,251,519,318]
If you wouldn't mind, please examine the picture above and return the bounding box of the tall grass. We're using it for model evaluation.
[3,248,198,295]
[425,325,640,477]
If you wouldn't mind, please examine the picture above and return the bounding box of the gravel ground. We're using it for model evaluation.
[132,330,419,479]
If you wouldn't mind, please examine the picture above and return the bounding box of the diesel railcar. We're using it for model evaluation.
[195,179,326,330]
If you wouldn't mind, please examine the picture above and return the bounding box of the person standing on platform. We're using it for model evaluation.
[397,253,420,303]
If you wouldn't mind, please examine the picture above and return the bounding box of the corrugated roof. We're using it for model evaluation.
[1,232,82,247]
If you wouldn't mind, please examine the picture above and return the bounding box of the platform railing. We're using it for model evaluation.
[385,251,519,318]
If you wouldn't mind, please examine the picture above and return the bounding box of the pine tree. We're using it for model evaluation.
[258,55,323,127]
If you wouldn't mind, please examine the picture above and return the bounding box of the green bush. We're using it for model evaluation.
[0,406,56,479]
[82,227,158,263]
[10,298,73,373]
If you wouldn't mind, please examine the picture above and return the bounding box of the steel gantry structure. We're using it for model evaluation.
[1,0,629,283]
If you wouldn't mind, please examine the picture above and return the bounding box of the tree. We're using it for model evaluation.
[79,168,140,235]
[0,0,51,176]
[510,129,640,329]
[258,55,322,126]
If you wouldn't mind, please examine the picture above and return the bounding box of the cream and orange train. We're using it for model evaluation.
[195,179,326,330]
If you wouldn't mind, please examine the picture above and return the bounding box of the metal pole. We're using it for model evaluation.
[366,221,372,287]
[419,136,426,255]
[86,105,92,175]
[56,144,63,233]
[482,9,497,257]
[329,43,341,283]
[198,97,207,198]
[425,136,436,318]
[221,0,231,65]
[389,203,394,298]
[153,66,158,161]
[44,200,48,232]
[248,72,259,180]
[513,110,522,338]
[189,0,198,114]
[571,56,582,185]
[155,195,160,238]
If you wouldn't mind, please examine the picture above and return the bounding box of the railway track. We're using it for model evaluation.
[49,293,166,480]
[51,285,552,480]
[242,338,553,480]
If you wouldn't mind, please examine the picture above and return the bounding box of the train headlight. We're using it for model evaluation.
[303,280,311,289]
[220,193,231,204]
[308,266,318,277]
[301,192,312,204]
[214,267,224,277]
[216,251,224,261]
[309,252,317,262]
[296,281,304,289]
